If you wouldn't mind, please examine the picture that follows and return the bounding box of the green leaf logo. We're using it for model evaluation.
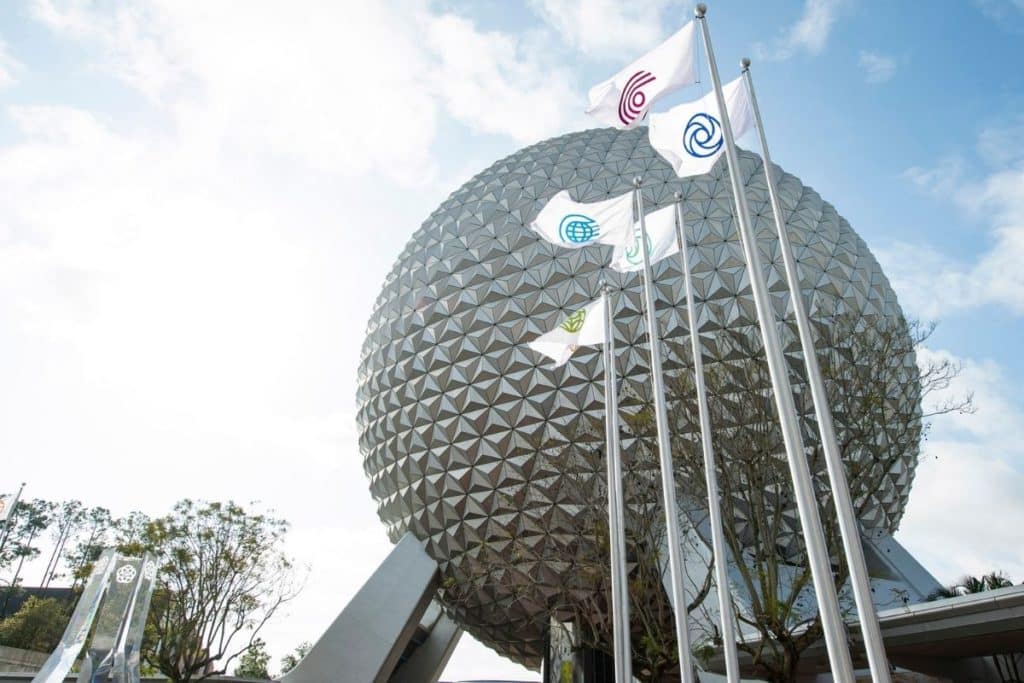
[560,308,586,333]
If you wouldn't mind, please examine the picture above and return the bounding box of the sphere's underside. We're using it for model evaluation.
[356,128,920,666]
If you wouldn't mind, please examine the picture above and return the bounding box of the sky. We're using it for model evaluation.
[1,0,1023,679]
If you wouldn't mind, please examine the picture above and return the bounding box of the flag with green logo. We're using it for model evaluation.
[528,296,607,367]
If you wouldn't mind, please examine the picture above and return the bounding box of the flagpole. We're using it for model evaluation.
[741,58,892,682]
[0,482,25,560]
[601,286,633,683]
[633,179,696,683]
[694,5,856,680]
[673,195,740,682]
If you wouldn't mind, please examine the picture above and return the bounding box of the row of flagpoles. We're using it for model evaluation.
[527,5,890,683]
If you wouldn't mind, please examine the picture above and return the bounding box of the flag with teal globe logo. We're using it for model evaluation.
[558,214,599,245]
[530,190,633,250]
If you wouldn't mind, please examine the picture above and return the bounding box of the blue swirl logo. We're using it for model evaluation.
[683,112,722,158]
[558,214,599,244]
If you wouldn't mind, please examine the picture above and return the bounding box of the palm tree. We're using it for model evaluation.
[982,571,1013,590]
[926,571,1014,601]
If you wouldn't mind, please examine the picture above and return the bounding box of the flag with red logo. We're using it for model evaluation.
[586,21,698,129]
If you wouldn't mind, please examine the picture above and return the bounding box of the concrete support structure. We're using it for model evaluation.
[388,603,462,683]
[281,533,459,683]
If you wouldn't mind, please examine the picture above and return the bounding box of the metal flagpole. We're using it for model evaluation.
[0,482,25,560]
[741,58,892,682]
[601,286,633,683]
[673,195,740,682]
[694,5,856,680]
[633,180,696,683]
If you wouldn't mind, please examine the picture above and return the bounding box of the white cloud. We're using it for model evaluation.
[874,243,974,320]
[755,0,845,61]
[880,122,1024,318]
[898,349,1024,584]
[974,0,1024,23]
[978,116,1024,165]
[4,3,564,679]
[858,50,896,84]
[0,37,23,88]
[528,0,675,58]
[902,155,965,196]
[30,0,580,187]
[425,13,581,144]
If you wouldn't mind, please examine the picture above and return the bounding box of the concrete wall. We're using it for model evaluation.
[0,646,48,674]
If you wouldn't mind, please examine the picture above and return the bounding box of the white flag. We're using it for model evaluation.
[648,76,754,178]
[530,190,634,250]
[586,21,698,129]
[609,205,680,272]
[529,296,606,367]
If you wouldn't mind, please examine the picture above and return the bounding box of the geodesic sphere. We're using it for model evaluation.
[355,127,921,665]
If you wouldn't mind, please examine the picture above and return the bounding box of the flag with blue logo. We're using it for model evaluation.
[648,76,754,178]
[609,205,680,273]
[530,190,634,250]
[528,296,607,367]
[586,21,698,129]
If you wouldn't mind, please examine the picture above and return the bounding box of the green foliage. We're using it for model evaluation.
[64,507,114,589]
[143,499,301,683]
[927,571,1014,600]
[233,638,271,679]
[279,641,312,675]
[0,597,69,653]
[0,497,299,683]
[0,500,55,577]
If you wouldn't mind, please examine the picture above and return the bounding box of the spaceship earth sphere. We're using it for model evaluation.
[355,127,921,665]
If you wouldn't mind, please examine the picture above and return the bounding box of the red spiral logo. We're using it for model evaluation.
[618,70,656,126]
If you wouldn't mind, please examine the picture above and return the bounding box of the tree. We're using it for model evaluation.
[547,436,715,681]
[233,638,271,679]
[1,499,56,614]
[142,500,302,683]
[652,315,972,682]
[63,506,114,590]
[112,510,154,559]
[928,571,1013,600]
[0,597,68,653]
[443,315,969,682]
[279,641,312,675]
[38,500,86,589]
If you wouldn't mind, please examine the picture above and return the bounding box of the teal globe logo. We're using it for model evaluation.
[558,214,599,244]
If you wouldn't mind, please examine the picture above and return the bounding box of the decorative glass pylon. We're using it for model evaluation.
[32,548,158,683]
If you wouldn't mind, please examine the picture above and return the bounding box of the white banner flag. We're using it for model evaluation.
[530,190,634,250]
[586,21,698,129]
[648,76,754,178]
[529,296,607,367]
[609,205,680,273]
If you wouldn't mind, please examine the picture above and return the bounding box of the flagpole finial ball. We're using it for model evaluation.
[632,176,642,187]
[674,191,683,201]
[741,57,751,70]
[695,4,707,18]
